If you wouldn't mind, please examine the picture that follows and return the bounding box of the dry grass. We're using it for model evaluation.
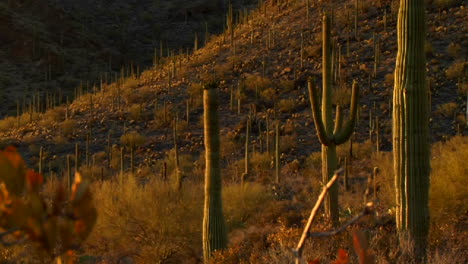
[86,174,204,263]
[445,61,465,80]
[430,136,468,223]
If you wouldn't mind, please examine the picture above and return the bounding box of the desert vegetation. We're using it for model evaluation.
[0,0,466,263]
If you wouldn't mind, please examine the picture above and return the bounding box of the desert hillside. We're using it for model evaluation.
[0,0,466,263]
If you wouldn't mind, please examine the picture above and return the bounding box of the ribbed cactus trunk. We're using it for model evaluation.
[393,0,430,261]
[321,15,337,224]
[308,14,359,227]
[203,83,228,263]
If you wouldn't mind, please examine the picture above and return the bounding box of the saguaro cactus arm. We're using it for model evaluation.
[307,80,331,146]
[333,105,343,135]
[335,81,359,145]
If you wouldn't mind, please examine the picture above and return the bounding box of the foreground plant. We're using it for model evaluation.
[0,147,97,263]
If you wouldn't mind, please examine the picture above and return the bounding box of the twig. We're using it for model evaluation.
[309,202,374,238]
[0,228,26,246]
[293,168,342,264]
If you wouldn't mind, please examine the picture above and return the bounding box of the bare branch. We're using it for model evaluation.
[293,168,342,262]
[310,202,374,238]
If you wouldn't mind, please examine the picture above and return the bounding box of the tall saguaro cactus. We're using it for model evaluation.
[308,14,359,226]
[202,82,227,262]
[393,0,430,260]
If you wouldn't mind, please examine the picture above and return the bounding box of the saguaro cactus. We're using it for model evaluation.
[308,14,359,226]
[202,82,227,262]
[393,0,430,260]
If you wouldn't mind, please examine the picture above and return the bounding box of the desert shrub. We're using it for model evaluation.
[38,108,66,128]
[305,151,322,172]
[157,148,196,183]
[384,73,394,85]
[280,134,298,152]
[0,117,16,132]
[304,44,321,58]
[332,85,352,106]
[79,165,109,181]
[279,79,295,94]
[43,107,65,123]
[236,152,272,183]
[187,82,204,108]
[87,174,203,263]
[337,139,374,160]
[425,41,434,56]
[220,132,243,159]
[430,136,468,223]
[435,102,457,118]
[128,103,143,120]
[227,55,242,68]
[52,135,70,152]
[60,119,78,137]
[152,102,174,129]
[277,98,296,113]
[446,42,462,58]
[370,152,395,208]
[245,74,273,92]
[122,76,138,90]
[445,61,465,79]
[213,62,233,80]
[260,87,278,103]
[223,183,273,230]
[121,131,145,154]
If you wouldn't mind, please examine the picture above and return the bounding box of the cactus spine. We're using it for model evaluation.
[202,82,227,262]
[393,0,429,260]
[307,14,359,226]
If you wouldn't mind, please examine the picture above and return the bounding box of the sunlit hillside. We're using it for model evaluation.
[0,0,466,263]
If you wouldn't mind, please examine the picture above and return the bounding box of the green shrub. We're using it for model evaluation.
[0,117,16,132]
[435,102,458,118]
[223,183,273,230]
[87,174,203,263]
[277,98,296,113]
[245,74,273,92]
[445,61,465,80]
[430,136,468,223]
[446,42,462,58]
[332,85,352,106]
[60,119,78,137]
[121,131,145,149]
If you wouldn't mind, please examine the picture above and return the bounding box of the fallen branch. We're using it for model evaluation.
[309,202,374,238]
[293,168,342,264]
[293,168,375,264]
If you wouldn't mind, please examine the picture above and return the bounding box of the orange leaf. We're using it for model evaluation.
[3,147,24,169]
[352,230,375,264]
[332,249,349,264]
[0,147,26,195]
[26,170,43,192]
[308,259,320,264]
